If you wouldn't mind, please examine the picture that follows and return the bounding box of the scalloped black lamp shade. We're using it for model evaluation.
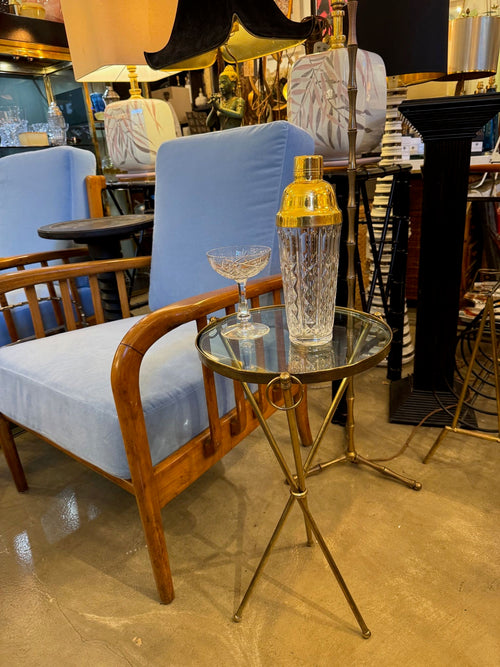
[145,0,315,70]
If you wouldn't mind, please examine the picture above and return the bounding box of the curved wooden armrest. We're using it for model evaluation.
[0,256,150,292]
[111,273,284,497]
[0,248,90,272]
[114,274,283,358]
[0,256,151,340]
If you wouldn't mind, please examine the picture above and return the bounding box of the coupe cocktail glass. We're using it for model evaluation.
[206,245,271,339]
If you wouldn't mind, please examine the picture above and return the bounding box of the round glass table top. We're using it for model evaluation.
[196,305,392,385]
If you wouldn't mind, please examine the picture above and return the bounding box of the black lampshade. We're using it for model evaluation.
[356,0,449,84]
[145,0,315,70]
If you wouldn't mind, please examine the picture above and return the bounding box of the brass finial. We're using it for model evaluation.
[328,1,346,49]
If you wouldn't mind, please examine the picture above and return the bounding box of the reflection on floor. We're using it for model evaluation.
[1,364,498,666]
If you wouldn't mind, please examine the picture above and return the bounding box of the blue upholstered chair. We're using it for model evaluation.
[0,146,96,344]
[0,121,314,603]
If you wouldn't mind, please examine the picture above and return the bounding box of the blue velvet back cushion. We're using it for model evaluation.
[0,146,96,257]
[0,146,96,345]
[149,121,314,310]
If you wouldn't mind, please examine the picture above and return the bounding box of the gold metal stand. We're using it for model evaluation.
[424,290,500,463]
[233,372,371,639]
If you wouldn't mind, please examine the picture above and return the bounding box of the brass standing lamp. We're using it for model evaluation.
[300,0,422,490]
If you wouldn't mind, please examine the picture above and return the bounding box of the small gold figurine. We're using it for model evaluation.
[207,65,245,131]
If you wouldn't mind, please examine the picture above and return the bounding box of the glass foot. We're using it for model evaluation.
[222,322,270,340]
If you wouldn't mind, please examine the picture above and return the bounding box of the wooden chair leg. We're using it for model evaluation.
[133,487,175,604]
[0,414,28,492]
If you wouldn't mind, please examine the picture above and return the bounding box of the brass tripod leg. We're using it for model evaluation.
[281,374,313,546]
[234,373,371,638]
[233,495,295,623]
[293,492,371,639]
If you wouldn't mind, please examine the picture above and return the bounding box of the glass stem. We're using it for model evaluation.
[237,279,251,324]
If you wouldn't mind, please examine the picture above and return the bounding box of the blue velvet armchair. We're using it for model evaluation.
[0,121,314,604]
[0,146,96,344]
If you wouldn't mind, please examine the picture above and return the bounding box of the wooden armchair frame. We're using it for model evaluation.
[0,253,149,343]
[0,262,310,603]
[85,174,107,218]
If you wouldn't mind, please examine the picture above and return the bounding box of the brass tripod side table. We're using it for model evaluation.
[197,304,396,638]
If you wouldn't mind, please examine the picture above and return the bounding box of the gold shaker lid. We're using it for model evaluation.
[295,155,323,179]
[276,155,342,229]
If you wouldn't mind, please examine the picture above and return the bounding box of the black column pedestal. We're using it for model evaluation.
[391,93,500,425]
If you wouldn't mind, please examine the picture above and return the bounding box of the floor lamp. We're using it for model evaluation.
[302,0,421,491]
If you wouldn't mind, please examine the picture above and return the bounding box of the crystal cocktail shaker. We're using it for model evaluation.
[276,155,342,346]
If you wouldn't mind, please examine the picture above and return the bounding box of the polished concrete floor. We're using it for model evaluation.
[1,364,499,666]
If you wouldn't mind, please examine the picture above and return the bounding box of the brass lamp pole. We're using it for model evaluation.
[304,0,421,491]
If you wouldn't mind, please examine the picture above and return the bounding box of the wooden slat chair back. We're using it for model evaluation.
[0,249,94,343]
[0,256,150,342]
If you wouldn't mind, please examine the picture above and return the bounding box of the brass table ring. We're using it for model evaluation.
[265,374,304,411]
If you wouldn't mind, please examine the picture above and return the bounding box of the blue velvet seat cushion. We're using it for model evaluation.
[0,317,234,478]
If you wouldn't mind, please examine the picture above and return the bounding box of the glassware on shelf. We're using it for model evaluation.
[102,84,120,107]
[277,154,342,346]
[0,105,27,146]
[18,1,46,18]
[101,155,120,182]
[206,245,271,339]
[46,101,67,146]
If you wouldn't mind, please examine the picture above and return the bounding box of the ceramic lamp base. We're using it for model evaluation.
[287,48,387,161]
[104,97,180,173]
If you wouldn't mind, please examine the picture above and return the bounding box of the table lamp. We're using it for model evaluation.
[143,0,315,71]
[60,0,180,173]
[287,1,388,163]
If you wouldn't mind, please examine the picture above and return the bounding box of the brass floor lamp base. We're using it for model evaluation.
[307,451,422,490]
[306,376,422,491]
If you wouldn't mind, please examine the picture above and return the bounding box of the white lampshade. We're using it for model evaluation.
[59,0,179,82]
[60,0,181,173]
